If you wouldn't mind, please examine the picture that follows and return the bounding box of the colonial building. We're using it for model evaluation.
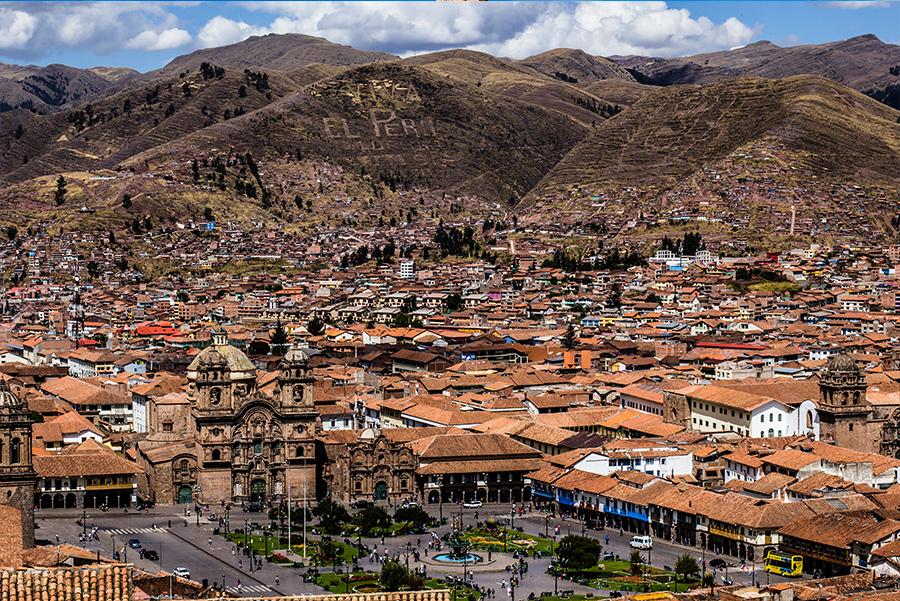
[137,330,318,507]
[818,353,871,450]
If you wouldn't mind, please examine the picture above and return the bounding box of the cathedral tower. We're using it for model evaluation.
[818,353,872,451]
[0,380,36,548]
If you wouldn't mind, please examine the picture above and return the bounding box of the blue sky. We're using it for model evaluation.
[0,1,897,72]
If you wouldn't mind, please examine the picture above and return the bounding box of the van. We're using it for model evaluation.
[629,535,653,550]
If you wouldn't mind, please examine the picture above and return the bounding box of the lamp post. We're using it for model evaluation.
[545,514,550,538]
[551,559,559,595]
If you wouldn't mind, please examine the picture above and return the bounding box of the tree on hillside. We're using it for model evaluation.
[562,324,578,350]
[270,319,289,355]
[307,317,325,336]
[556,535,601,573]
[53,175,67,206]
[674,553,699,589]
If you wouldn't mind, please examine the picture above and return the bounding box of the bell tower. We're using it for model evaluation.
[277,346,315,411]
[0,380,36,549]
[818,353,871,451]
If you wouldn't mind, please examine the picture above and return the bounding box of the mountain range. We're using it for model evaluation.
[0,33,897,243]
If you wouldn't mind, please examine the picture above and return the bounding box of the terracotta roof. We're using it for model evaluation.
[0,564,132,601]
[35,439,143,478]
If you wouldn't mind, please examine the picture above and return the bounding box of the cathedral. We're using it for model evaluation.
[137,330,318,507]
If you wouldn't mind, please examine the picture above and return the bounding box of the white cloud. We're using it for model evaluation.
[825,1,890,8]
[126,28,191,51]
[0,8,36,49]
[204,1,758,59]
[197,16,267,48]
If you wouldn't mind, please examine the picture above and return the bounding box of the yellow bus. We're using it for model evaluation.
[764,551,803,577]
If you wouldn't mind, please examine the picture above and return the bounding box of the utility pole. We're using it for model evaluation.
[287,483,292,553]
[302,467,308,561]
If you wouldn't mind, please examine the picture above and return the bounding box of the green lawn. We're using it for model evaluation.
[224,532,358,565]
[463,528,555,555]
[315,572,477,598]
[555,560,697,593]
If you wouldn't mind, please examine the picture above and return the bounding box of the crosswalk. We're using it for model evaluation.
[105,527,164,535]
[226,584,272,595]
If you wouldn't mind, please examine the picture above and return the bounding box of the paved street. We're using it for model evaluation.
[37,502,794,598]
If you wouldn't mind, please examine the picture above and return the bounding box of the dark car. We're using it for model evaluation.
[350,500,373,510]
[143,549,159,561]
[128,539,142,549]
[709,558,727,570]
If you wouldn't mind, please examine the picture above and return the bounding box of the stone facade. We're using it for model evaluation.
[0,380,36,550]
[137,331,318,507]
[322,429,417,505]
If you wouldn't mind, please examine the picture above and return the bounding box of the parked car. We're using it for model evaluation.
[629,535,653,550]
[128,539,141,549]
[144,550,159,561]
[173,567,191,579]
[709,558,727,570]
[462,500,483,508]
[602,552,616,561]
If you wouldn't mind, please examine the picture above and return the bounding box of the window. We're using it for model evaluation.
[295,446,304,458]
[849,423,854,432]
[162,422,173,432]
[400,479,408,491]
[211,449,221,461]
[355,480,362,491]
[778,414,782,422]
[254,440,262,454]
[10,438,20,464]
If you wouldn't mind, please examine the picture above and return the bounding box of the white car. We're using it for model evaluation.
[629,535,653,550]
[172,567,191,579]
[462,500,483,508]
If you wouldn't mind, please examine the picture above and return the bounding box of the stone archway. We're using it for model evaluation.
[177,485,193,505]
[250,479,267,504]
[374,481,388,501]
[40,494,52,509]
[65,493,77,509]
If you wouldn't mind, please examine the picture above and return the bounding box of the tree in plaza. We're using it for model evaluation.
[555,535,602,573]
[379,559,410,592]
[630,549,644,576]
[353,505,391,534]
[394,505,431,530]
[674,553,700,589]
[313,499,350,534]
[561,324,578,350]
[317,536,342,566]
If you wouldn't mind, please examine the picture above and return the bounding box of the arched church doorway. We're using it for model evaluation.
[177,485,193,505]
[374,481,388,501]
[250,479,267,504]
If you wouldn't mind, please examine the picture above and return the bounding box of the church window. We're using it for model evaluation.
[295,446,304,458]
[777,414,782,422]
[355,481,362,491]
[400,479,408,491]
[179,459,189,472]
[163,422,173,432]
[212,449,221,461]
[806,412,814,429]
[849,423,854,432]
[254,440,262,455]
[10,438,20,464]
[210,387,221,406]
[212,428,221,437]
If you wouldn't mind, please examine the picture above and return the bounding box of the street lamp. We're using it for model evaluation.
[550,559,559,595]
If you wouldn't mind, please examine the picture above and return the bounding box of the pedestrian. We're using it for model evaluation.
[208,537,213,546]
[168,520,171,528]
[275,575,280,586]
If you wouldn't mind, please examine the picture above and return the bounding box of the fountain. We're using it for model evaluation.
[432,531,483,564]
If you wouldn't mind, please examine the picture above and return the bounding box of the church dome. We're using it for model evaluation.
[0,379,22,409]
[187,331,256,379]
[280,346,310,366]
[826,353,859,375]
